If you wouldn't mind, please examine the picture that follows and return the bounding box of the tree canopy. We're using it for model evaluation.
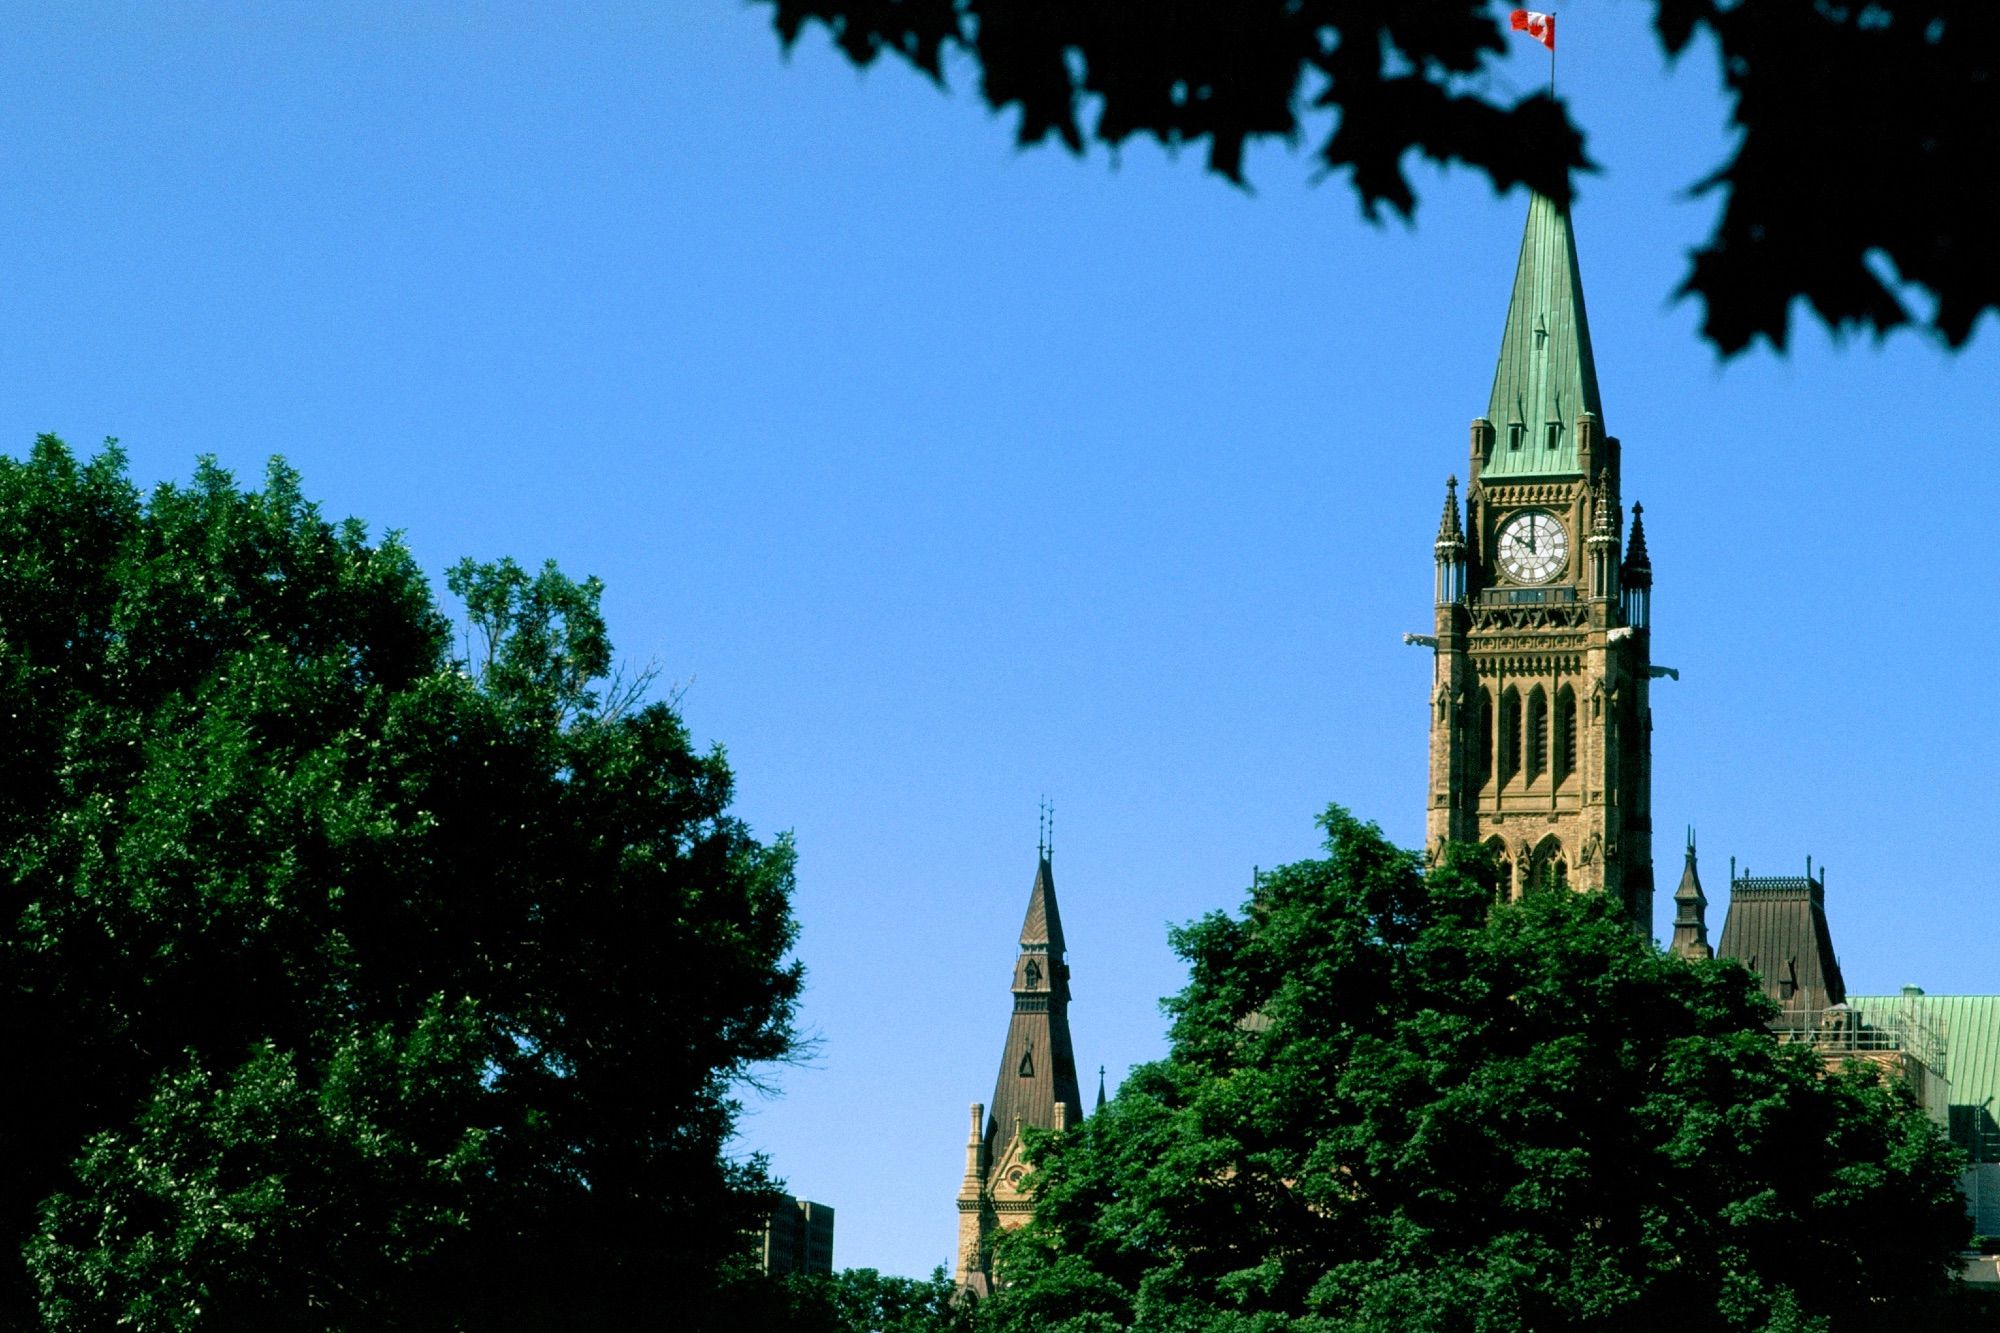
[769,1267,978,1333]
[759,0,1999,356]
[0,438,804,1329]
[975,809,1971,1332]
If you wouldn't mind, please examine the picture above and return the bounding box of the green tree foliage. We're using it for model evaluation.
[978,808,1970,1333]
[0,438,804,1329]
[760,1267,976,1333]
[758,1,2000,355]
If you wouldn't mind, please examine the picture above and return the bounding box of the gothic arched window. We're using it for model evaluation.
[1474,688,1494,789]
[1500,687,1522,785]
[1530,835,1567,894]
[1527,687,1548,780]
[1485,836,1512,902]
[1555,684,1577,784]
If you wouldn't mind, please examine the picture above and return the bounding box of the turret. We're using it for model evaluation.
[1587,469,1620,604]
[960,1103,986,1190]
[1669,830,1712,961]
[1622,503,1652,629]
[1434,476,1467,606]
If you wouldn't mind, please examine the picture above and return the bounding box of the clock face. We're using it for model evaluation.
[1496,511,1569,584]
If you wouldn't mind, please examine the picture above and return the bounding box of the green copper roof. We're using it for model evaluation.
[1482,193,1602,480]
[1851,994,2000,1163]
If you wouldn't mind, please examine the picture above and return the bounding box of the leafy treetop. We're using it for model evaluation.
[975,808,1971,1333]
[0,438,804,1330]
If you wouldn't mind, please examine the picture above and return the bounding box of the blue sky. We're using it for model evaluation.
[4,2,1994,1281]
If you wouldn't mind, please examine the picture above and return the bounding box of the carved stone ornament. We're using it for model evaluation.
[1480,482,1575,507]
[1469,603,1591,632]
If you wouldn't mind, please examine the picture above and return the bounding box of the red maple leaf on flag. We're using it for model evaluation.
[1510,9,1555,51]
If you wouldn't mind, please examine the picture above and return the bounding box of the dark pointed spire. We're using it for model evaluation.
[984,848,1084,1154]
[1669,828,1712,961]
[1019,852,1066,955]
[1435,475,1465,548]
[1434,475,1469,605]
[1624,502,1652,582]
[1484,192,1602,481]
[1095,1065,1107,1112]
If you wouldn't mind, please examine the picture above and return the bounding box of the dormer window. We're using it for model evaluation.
[1023,960,1042,989]
[1509,424,1525,451]
[1545,421,1561,450]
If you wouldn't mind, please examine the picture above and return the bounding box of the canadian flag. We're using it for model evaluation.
[1510,9,1555,50]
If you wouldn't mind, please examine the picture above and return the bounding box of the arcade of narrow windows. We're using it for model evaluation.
[1474,682,1580,794]
[1471,680,1582,899]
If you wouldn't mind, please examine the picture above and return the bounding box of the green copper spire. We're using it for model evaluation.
[1482,193,1601,480]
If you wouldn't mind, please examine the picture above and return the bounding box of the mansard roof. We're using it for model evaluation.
[1716,867,1845,1016]
[1483,192,1602,481]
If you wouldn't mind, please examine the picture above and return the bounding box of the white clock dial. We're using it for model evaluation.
[1496,512,1569,584]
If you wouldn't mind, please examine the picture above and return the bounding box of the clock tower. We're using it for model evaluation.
[1425,192,1656,933]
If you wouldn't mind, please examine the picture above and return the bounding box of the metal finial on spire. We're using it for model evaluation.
[1047,802,1054,861]
[1037,797,1049,860]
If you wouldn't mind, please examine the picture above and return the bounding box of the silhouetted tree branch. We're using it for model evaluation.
[760,0,1999,354]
